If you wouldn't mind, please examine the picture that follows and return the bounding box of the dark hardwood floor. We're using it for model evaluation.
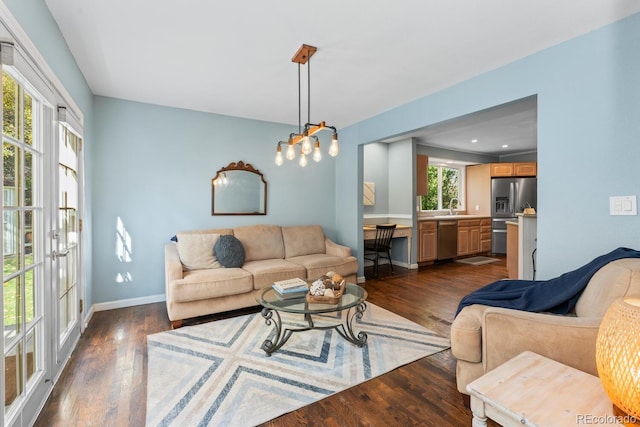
[35,259,507,427]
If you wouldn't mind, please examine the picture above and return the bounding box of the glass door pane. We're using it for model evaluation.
[56,126,79,342]
[2,70,45,423]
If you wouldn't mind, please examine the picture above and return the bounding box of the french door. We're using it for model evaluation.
[1,65,83,425]
[53,123,82,372]
[2,68,49,426]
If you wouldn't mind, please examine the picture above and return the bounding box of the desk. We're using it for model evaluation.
[467,351,622,426]
[363,224,413,268]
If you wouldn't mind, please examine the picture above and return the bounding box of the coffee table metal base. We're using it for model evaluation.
[260,302,368,356]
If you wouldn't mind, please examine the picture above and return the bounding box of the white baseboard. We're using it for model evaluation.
[92,293,166,312]
[364,259,418,270]
[393,260,419,270]
[82,305,95,330]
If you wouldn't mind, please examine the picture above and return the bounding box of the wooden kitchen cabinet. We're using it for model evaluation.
[416,154,428,196]
[507,221,519,279]
[418,221,437,262]
[514,162,537,176]
[457,219,481,256]
[490,162,537,177]
[490,163,515,177]
[457,227,469,256]
[480,218,492,253]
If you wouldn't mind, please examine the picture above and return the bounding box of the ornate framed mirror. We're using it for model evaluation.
[212,161,267,215]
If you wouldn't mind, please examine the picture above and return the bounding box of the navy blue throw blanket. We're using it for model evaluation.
[455,247,640,317]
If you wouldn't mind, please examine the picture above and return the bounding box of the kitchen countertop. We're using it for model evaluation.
[419,215,491,221]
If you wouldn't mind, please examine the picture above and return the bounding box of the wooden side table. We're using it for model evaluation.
[466,351,623,426]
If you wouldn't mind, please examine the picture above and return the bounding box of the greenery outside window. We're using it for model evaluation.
[421,164,463,211]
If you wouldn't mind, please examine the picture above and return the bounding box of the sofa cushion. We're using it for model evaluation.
[178,228,234,236]
[286,254,357,281]
[215,235,245,268]
[171,268,253,302]
[282,225,326,258]
[175,233,222,270]
[233,225,285,262]
[241,259,307,290]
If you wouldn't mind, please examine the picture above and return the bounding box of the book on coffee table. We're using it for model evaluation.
[272,278,308,294]
[274,289,308,301]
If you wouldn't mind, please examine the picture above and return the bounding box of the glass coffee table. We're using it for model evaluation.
[257,283,368,356]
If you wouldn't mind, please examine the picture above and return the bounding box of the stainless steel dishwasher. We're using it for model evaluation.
[437,220,458,260]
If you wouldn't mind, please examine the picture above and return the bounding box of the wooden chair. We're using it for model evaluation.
[364,224,396,277]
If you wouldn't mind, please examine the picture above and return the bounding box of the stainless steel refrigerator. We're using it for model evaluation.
[491,177,537,254]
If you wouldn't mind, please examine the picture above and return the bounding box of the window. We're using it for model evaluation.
[421,164,464,211]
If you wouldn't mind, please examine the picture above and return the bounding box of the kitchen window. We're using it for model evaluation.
[420,164,464,211]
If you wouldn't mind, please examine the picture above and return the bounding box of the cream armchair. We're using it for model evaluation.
[451,258,640,395]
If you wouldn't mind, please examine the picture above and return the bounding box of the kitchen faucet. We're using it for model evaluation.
[449,198,459,215]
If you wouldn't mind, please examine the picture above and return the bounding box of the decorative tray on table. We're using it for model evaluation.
[306,272,346,304]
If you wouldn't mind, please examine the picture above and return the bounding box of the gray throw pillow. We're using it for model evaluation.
[214,235,245,268]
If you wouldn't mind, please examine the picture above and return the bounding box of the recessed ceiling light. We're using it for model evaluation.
[502,144,509,148]
[471,139,478,143]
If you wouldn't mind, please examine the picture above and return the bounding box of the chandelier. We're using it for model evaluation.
[275,44,338,167]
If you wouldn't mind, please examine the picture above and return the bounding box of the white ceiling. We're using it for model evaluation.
[45,1,640,155]
[394,96,538,156]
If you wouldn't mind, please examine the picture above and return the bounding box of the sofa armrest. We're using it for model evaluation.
[451,304,493,363]
[165,243,184,298]
[325,237,352,257]
[482,307,602,376]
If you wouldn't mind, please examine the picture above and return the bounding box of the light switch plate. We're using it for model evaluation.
[609,195,637,215]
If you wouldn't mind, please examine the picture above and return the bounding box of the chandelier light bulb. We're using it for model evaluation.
[299,152,308,167]
[286,142,296,160]
[275,150,283,166]
[329,138,339,157]
[313,140,322,162]
[301,134,313,155]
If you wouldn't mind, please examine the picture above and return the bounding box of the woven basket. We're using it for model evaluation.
[306,280,345,304]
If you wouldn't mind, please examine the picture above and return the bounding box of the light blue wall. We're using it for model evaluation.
[387,139,415,217]
[4,0,96,306]
[363,143,389,216]
[8,1,640,305]
[337,12,640,279]
[501,152,537,163]
[92,97,338,302]
[387,139,415,263]
[417,145,498,164]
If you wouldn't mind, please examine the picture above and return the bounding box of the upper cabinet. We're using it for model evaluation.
[514,162,537,176]
[490,162,537,177]
[490,163,515,177]
[417,154,428,196]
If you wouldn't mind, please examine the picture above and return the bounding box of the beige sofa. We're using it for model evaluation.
[451,258,640,395]
[165,224,358,328]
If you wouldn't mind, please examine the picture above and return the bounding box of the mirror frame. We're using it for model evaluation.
[211,161,267,215]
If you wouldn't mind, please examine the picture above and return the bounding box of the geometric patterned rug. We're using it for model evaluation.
[146,303,450,426]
